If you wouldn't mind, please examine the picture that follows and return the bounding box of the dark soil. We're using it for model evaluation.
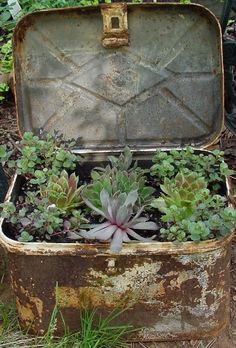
[0,93,19,146]
[221,129,236,171]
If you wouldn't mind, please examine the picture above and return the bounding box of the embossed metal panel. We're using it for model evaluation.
[13,4,223,150]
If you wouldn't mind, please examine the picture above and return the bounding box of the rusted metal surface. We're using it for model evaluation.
[0,170,233,340]
[13,4,223,152]
[6,233,232,340]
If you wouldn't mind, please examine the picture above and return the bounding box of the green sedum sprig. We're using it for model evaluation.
[0,131,80,184]
[150,147,234,191]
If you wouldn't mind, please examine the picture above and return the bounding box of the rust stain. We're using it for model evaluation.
[16,293,43,329]
[19,286,43,317]
[156,280,166,297]
[13,284,43,330]
[58,286,138,309]
[58,286,101,309]
[14,14,35,43]
[16,297,35,326]
[6,240,231,340]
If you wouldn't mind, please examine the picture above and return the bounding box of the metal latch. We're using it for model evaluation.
[101,3,129,48]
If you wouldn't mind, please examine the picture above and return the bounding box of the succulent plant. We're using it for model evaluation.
[83,167,154,210]
[159,202,236,243]
[151,172,236,242]
[41,170,84,213]
[0,195,64,241]
[0,144,12,164]
[83,146,154,209]
[0,131,80,184]
[107,146,135,172]
[151,172,209,220]
[150,147,234,191]
[80,189,157,252]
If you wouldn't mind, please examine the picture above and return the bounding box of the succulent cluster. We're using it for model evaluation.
[0,169,87,242]
[0,131,79,184]
[84,168,154,210]
[0,137,235,249]
[0,197,63,242]
[150,147,233,191]
[151,172,236,242]
[83,147,154,210]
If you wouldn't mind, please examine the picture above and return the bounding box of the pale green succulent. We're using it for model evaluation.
[151,172,209,220]
[41,170,84,213]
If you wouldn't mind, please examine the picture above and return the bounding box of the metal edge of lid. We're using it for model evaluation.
[12,3,224,152]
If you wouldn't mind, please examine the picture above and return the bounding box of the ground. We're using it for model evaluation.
[0,95,236,347]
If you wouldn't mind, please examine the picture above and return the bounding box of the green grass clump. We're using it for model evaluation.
[0,285,135,348]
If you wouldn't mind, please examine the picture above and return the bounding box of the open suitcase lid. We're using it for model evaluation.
[13,3,223,153]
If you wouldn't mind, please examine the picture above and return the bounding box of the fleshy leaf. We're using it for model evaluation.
[131,221,158,230]
[80,225,117,241]
[124,190,138,207]
[126,228,155,242]
[110,229,123,252]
